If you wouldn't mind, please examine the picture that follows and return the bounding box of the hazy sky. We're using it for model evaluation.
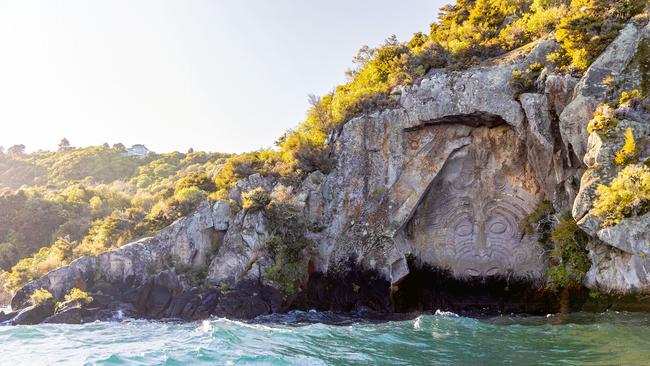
[0,0,447,153]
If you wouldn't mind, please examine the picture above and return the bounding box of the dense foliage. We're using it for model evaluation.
[278,0,647,177]
[525,202,590,291]
[30,288,53,307]
[589,88,650,226]
[546,214,591,291]
[0,146,230,294]
[263,201,313,295]
[594,165,650,225]
[615,128,640,166]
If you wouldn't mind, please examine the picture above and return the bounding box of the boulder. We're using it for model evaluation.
[43,307,82,324]
[11,302,55,325]
[0,310,18,324]
[585,239,650,293]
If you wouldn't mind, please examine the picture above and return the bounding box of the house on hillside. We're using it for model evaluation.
[126,144,149,157]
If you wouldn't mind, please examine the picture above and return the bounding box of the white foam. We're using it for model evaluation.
[211,317,290,332]
[434,309,459,317]
[201,320,212,333]
[413,316,422,330]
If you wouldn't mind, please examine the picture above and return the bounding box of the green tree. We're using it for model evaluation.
[58,138,72,151]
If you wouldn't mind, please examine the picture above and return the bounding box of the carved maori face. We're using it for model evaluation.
[405,127,544,278]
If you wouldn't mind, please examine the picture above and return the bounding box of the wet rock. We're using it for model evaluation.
[191,288,220,320]
[135,271,182,318]
[11,302,55,325]
[0,310,18,324]
[161,288,194,319]
[213,280,283,319]
[43,307,83,324]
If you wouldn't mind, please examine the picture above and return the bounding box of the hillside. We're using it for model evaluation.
[0,145,230,302]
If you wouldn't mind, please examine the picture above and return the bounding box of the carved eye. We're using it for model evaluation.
[455,221,473,236]
[489,222,507,234]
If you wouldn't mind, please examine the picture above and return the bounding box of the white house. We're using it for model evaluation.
[126,144,149,157]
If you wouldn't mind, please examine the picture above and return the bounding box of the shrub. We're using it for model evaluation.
[183,265,209,289]
[619,89,643,107]
[615,128,639,165]
[175,173,216,194]
[214,151,279,190]
[74,208,144,257]
[0,145,229,292]
[593,165,650,225]
[173,186,207,208]
[30,288,54,306]
[554,0,646,72]
[602,75,615,85]
[511,62,544,94]
[264,202,313,294]
[63,288,93,306]
[546,214,591,291]
[241,187,271,211]
[523,200,554,243]
[587,105,619,134]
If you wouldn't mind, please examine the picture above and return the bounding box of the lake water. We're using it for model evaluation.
[0,310,649,365]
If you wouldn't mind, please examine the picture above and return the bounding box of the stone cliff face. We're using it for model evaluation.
[6,19,650,324]
[316,38,574,288]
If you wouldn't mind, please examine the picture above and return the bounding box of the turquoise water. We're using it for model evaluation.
[1,310,650,365]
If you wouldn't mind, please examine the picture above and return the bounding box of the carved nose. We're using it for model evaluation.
[474,221,489,258]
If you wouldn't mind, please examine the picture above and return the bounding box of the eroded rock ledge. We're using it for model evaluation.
[4,19,650,325]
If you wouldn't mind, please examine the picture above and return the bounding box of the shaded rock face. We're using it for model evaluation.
[404,126,544,279]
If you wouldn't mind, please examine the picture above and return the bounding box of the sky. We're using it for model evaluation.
[0,0,447,154]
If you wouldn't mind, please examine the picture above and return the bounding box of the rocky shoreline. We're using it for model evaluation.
[3,18,650,326]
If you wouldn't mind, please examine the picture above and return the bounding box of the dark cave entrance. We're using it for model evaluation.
[391,256,561,315]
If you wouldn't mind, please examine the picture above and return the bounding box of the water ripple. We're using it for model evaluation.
[1,311,650,365]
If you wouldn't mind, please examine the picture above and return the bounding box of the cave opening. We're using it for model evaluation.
[391,256,560,315]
